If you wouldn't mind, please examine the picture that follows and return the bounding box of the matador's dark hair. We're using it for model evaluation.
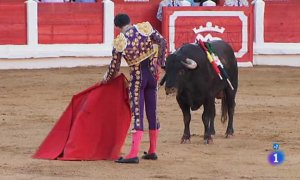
[114,14,131,28]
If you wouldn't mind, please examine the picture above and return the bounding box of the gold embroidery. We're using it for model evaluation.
[127,49,155,66]
[113,33,127,52]
[135,21,153,36]
[129,29,134,37]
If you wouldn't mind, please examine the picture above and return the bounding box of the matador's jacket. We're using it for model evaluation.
[103,21,167,131]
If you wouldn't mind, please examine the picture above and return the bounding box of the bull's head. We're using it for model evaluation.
[162,53,198,95]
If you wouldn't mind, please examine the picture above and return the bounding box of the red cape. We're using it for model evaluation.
[33,74,131,160]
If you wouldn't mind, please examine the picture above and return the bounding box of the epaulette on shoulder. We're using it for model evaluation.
[135,21,154,36]
[113,33,127,52]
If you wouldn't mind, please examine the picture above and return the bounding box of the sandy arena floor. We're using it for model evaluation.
[0,65,299,180]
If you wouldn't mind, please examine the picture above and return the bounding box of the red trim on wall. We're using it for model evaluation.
[0,3,27,45]
[38,2,103,44]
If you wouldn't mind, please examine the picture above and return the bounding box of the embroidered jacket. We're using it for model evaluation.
[104,21,167,82]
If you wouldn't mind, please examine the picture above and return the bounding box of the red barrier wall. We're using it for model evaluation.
[264,0,300,43]
[0,0,24,2]
[114,0,161,37]
[1,0,299,48]
[38,2,103,44]
[0,3,27,45]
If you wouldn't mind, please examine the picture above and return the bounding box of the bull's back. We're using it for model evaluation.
[176,41,236,66]
[209,40,238,89]
[175,40,238,89]
[209,40,237,65]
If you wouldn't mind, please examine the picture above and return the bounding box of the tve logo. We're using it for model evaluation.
[268,143,285,165]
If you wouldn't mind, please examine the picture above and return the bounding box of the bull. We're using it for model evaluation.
[162,40,238,144]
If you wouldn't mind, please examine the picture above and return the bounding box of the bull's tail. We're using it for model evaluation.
[221,91,228,124]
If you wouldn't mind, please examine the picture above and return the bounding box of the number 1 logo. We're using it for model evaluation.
[268,152,285,165]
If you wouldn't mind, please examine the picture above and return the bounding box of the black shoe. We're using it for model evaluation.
[115,157,139,164]
[142,152,158,160]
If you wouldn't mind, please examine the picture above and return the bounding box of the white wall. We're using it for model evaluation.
[253,0,300,67]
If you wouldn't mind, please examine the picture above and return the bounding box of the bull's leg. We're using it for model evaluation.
[202,98,216,144]
[179,102,191,144]
[225,89,236,138]
[210,117,216,136]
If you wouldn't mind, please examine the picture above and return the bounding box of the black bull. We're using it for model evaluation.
[161,40,238,144]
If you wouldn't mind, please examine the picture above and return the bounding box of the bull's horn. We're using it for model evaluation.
[181,58,197,69]
[159,74,166,86]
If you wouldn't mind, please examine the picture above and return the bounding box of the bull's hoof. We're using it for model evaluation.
[181,138,191,144]
[225,134,234,138]
[211,130,216,136]
[204,138,213,144]
[225,129,234,138]
[226,129,234,137]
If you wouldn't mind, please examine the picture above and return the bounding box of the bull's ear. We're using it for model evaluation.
[181,58,197,69]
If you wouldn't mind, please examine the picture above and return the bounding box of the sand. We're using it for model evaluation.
[0,65,300,180]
